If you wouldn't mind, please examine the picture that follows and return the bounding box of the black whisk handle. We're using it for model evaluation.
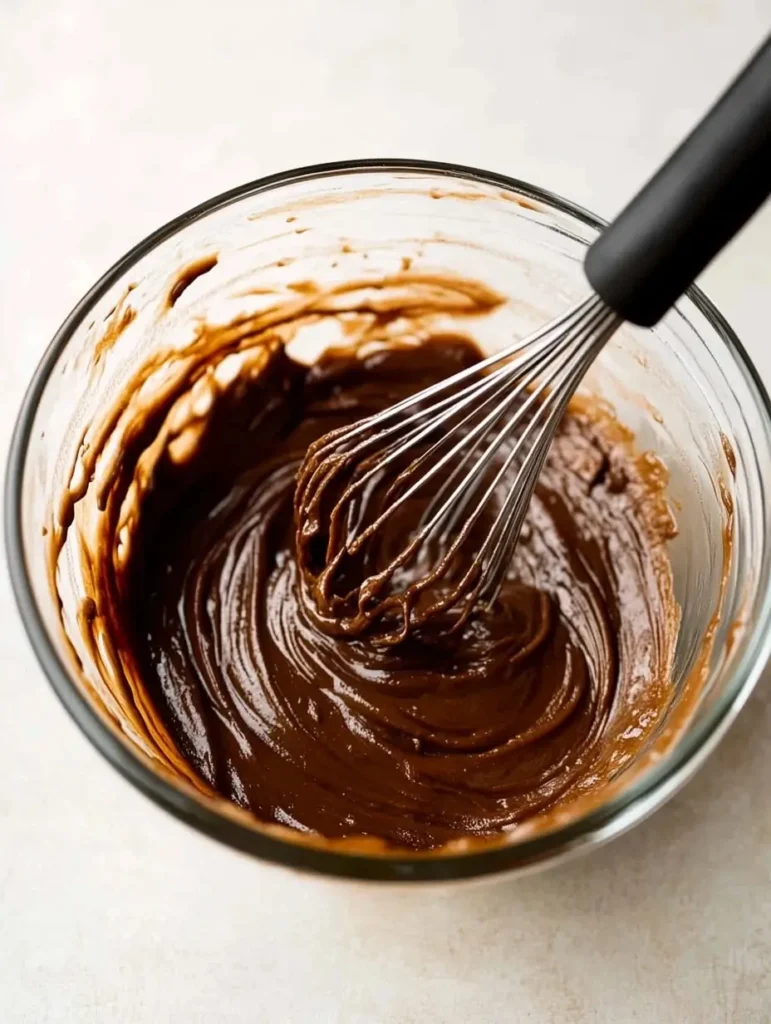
[585,35,771,327]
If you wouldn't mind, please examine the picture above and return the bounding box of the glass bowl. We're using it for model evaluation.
[6,160,771,883]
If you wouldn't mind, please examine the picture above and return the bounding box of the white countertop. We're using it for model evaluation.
[2,2,770,1021]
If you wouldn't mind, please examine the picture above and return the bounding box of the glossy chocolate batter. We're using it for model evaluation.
[58,271,679,852]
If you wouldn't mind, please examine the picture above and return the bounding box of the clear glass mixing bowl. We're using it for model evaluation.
[6,160,771,883]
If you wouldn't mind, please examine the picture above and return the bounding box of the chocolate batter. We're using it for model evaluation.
[58,271,679,852]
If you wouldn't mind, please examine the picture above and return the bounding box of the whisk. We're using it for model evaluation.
[295,37,771,642]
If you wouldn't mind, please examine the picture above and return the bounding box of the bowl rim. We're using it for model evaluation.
[6,157,771,882]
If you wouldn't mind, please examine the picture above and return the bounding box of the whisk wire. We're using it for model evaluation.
[477,304,621,603]
[407,296,619,619]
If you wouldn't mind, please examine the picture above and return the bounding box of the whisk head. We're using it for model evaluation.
[294,293,620,643]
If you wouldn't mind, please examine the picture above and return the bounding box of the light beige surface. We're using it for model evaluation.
[1,2,770,1021]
